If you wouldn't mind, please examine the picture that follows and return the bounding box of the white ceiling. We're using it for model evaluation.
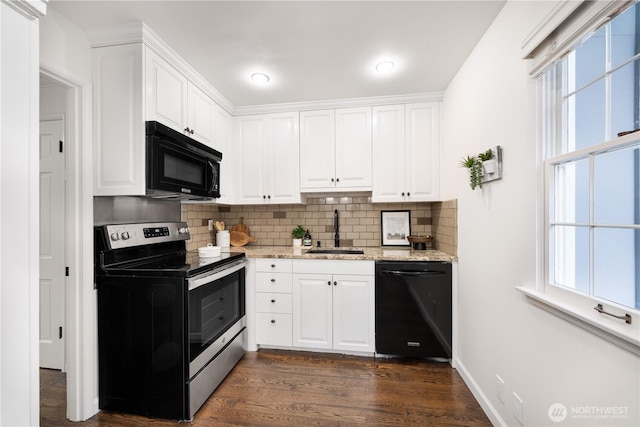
[48,0,506,108]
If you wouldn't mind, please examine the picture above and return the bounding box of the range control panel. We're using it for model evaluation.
[103,222,190,250]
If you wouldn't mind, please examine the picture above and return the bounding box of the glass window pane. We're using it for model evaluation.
[594,144,640,225]
[571,26,606,90]
[594,228,638,308]
[554,159,589,224]
[565,79,606,151]
[552,225,589,294]
[610,59,639,139]
[611,3,639,69]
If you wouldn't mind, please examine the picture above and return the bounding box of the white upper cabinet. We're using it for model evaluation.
[300,107,372,192]
[145,49,188,133]
[93,42,231,197]
[187,82,216,147]
[93,43,145,196]
[235,112,302,204]
[146,49,219,148]
[372,102,440,202]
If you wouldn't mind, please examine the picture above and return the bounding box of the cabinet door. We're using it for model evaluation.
[405,102,440,201]
[92,43,145,196]
[332,275,375,352]
[372,105,406,202]
[145,49,188,133]
[267,112,301,204]
[299,110,335,189]
[214,107,234,203]
[335,107,372,189]
[187,82,216,146]
[236,116,267,204]
[293,274,332,349]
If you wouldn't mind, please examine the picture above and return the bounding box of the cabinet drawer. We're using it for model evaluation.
[256,258,292,273]
[256,292,293,314]
[256,272,293,293]
[255,313,292,347]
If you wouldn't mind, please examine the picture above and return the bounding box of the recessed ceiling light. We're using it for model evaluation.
[375,61,395,73]
[251,72,270,84]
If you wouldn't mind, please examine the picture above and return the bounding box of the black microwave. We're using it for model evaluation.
[146,121,221,200]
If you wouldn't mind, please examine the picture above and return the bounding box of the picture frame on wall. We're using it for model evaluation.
[380,210,411,247]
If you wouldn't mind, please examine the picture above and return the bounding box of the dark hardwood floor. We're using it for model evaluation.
[41,349,491,426]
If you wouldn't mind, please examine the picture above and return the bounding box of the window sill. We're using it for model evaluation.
[516,286,640,356]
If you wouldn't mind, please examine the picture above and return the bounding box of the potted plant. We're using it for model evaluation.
[460,155,484,190]
[478,148,495,174]
[291,225,305,247]
[460,148,494,190]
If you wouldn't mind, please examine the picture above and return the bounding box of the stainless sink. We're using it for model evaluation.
[305,248,365,255]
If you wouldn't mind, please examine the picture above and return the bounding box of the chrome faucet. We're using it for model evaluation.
[334,209,340,247]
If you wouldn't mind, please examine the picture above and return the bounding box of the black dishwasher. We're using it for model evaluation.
[375,261,452,359]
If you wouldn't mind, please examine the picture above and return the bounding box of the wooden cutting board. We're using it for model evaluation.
[230,230,257,247]
[230,217,250,235]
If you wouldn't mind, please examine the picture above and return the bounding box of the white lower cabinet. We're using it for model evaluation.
[292,260,375,353]
[254,259,293,347]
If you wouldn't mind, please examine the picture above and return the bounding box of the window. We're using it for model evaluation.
[540,2,640,313]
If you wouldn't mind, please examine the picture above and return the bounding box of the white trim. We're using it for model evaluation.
[1,0,46,20]
[521,0,583,59]
[517,286,640,356]
[83,22,444,117]
[232,92,445,116]
[39,64,97,421]
[454,357,507,427]
[525,1,632,76]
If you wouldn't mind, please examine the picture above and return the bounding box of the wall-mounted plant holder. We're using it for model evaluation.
[481,145,502,184]
[460,145,503,190]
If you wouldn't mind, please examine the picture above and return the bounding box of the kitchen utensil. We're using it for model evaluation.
[216,230,230,248]
[198,243,221,258]
[230,217,250,235]
[230,230,257,247]
[214,221,225,231]
[407,235,433,250]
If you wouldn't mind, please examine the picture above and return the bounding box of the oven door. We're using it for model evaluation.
[187,259,246,377]
[147,134,220,199]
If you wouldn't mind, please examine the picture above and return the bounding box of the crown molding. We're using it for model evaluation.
[84,22,443,117]
[232,92,444,116]
[86,22,235,114]
[3,0,47,20]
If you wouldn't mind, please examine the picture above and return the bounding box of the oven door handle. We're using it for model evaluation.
[188,259,246,291]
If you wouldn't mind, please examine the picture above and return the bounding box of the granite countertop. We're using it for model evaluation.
[223,246,457,262]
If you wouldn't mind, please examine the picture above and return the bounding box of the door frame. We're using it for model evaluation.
[40,65,96,421]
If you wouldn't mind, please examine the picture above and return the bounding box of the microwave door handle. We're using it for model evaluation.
[208,161,218,193]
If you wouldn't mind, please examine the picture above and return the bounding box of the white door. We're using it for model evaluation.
[39,119,66,370]
[335,107,372,189]
[333,275,375,353]
[268,112,301,203]
[299,110,335,189]
[292,274,332,349]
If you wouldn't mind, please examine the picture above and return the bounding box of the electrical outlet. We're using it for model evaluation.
[513,392,524,425]
[208,219,214,231]
[496,375,505,404]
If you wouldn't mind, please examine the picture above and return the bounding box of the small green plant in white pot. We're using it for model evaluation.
[291,225,305,247]
[460,148,494,190]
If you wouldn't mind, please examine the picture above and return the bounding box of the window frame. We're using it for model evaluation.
[518,0,640,355]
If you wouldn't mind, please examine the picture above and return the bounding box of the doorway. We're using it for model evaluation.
[38,68,96,422]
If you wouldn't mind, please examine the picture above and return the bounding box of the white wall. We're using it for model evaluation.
[0,1,45,425]
[40,7,91,82]
[442,1,640,426]
[39,7,97,422]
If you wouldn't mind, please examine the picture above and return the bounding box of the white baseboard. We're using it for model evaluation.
[454,357,507,427]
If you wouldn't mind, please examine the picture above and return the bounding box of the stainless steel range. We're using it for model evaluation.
[94,221,246,421]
